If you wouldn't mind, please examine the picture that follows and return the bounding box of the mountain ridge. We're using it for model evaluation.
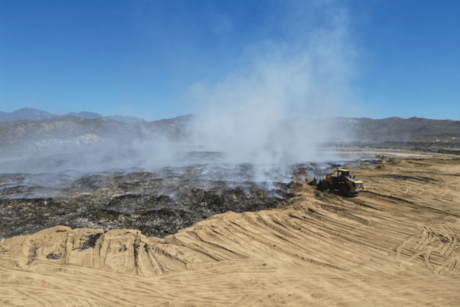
[1,108,459,146]
[0,108,148,124]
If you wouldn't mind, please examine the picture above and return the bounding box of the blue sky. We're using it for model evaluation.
[0,0,459,120]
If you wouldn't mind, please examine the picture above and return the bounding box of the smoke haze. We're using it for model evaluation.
[188,0,357,167]
[0,1,358,178]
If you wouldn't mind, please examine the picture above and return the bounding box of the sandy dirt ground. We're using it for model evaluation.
[1,153,460,306]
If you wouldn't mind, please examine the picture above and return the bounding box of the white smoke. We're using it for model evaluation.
[0,1,359,178]
[187,0,357,169]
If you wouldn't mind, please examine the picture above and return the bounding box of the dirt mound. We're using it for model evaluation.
[1,154,460,306]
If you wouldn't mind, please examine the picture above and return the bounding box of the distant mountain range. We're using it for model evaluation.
[0,108,146,124]
[0,108,459,151]
[0,108,57,121]
[0,108,458,173]
[331,116,460,143]
[0,111,193,156]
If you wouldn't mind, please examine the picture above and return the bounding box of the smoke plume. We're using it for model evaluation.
[187,1,357,169]
[0,1,358,178]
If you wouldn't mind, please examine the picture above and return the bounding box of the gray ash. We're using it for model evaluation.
[0,163,305,239]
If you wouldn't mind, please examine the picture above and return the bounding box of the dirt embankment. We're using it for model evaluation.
[1,154,460,306]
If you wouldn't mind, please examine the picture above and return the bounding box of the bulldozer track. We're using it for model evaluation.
[1,155,460,306]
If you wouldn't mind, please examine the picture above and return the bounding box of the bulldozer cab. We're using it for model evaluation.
[337,169,350,178]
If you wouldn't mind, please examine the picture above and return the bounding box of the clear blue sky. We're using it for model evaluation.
[0,0,459,120]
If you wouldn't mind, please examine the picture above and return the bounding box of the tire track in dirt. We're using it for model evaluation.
[1,155,460,305]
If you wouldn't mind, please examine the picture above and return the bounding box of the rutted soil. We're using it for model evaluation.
[1,151,460,306]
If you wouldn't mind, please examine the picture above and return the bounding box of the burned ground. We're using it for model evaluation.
[0,164,299,239]
[1,147,460,306]
[1,141,454,240]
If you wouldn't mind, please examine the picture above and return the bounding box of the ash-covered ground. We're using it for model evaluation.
[0,154,348,239]
[1,140,452,240]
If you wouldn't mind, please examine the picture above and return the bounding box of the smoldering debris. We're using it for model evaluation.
[0,159,344,239]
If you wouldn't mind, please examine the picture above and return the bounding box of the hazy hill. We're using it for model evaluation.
[0,108,58,121]
[66,111,102,119]
[0,113,193,158]
[1,108,459,159]
[143,114,193,140]
[105,115,147,124]
[0,112,458,173]
[333,117,460,143]
[0,108,148,124]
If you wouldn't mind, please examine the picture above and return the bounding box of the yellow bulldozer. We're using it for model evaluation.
[312,168,364,196]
